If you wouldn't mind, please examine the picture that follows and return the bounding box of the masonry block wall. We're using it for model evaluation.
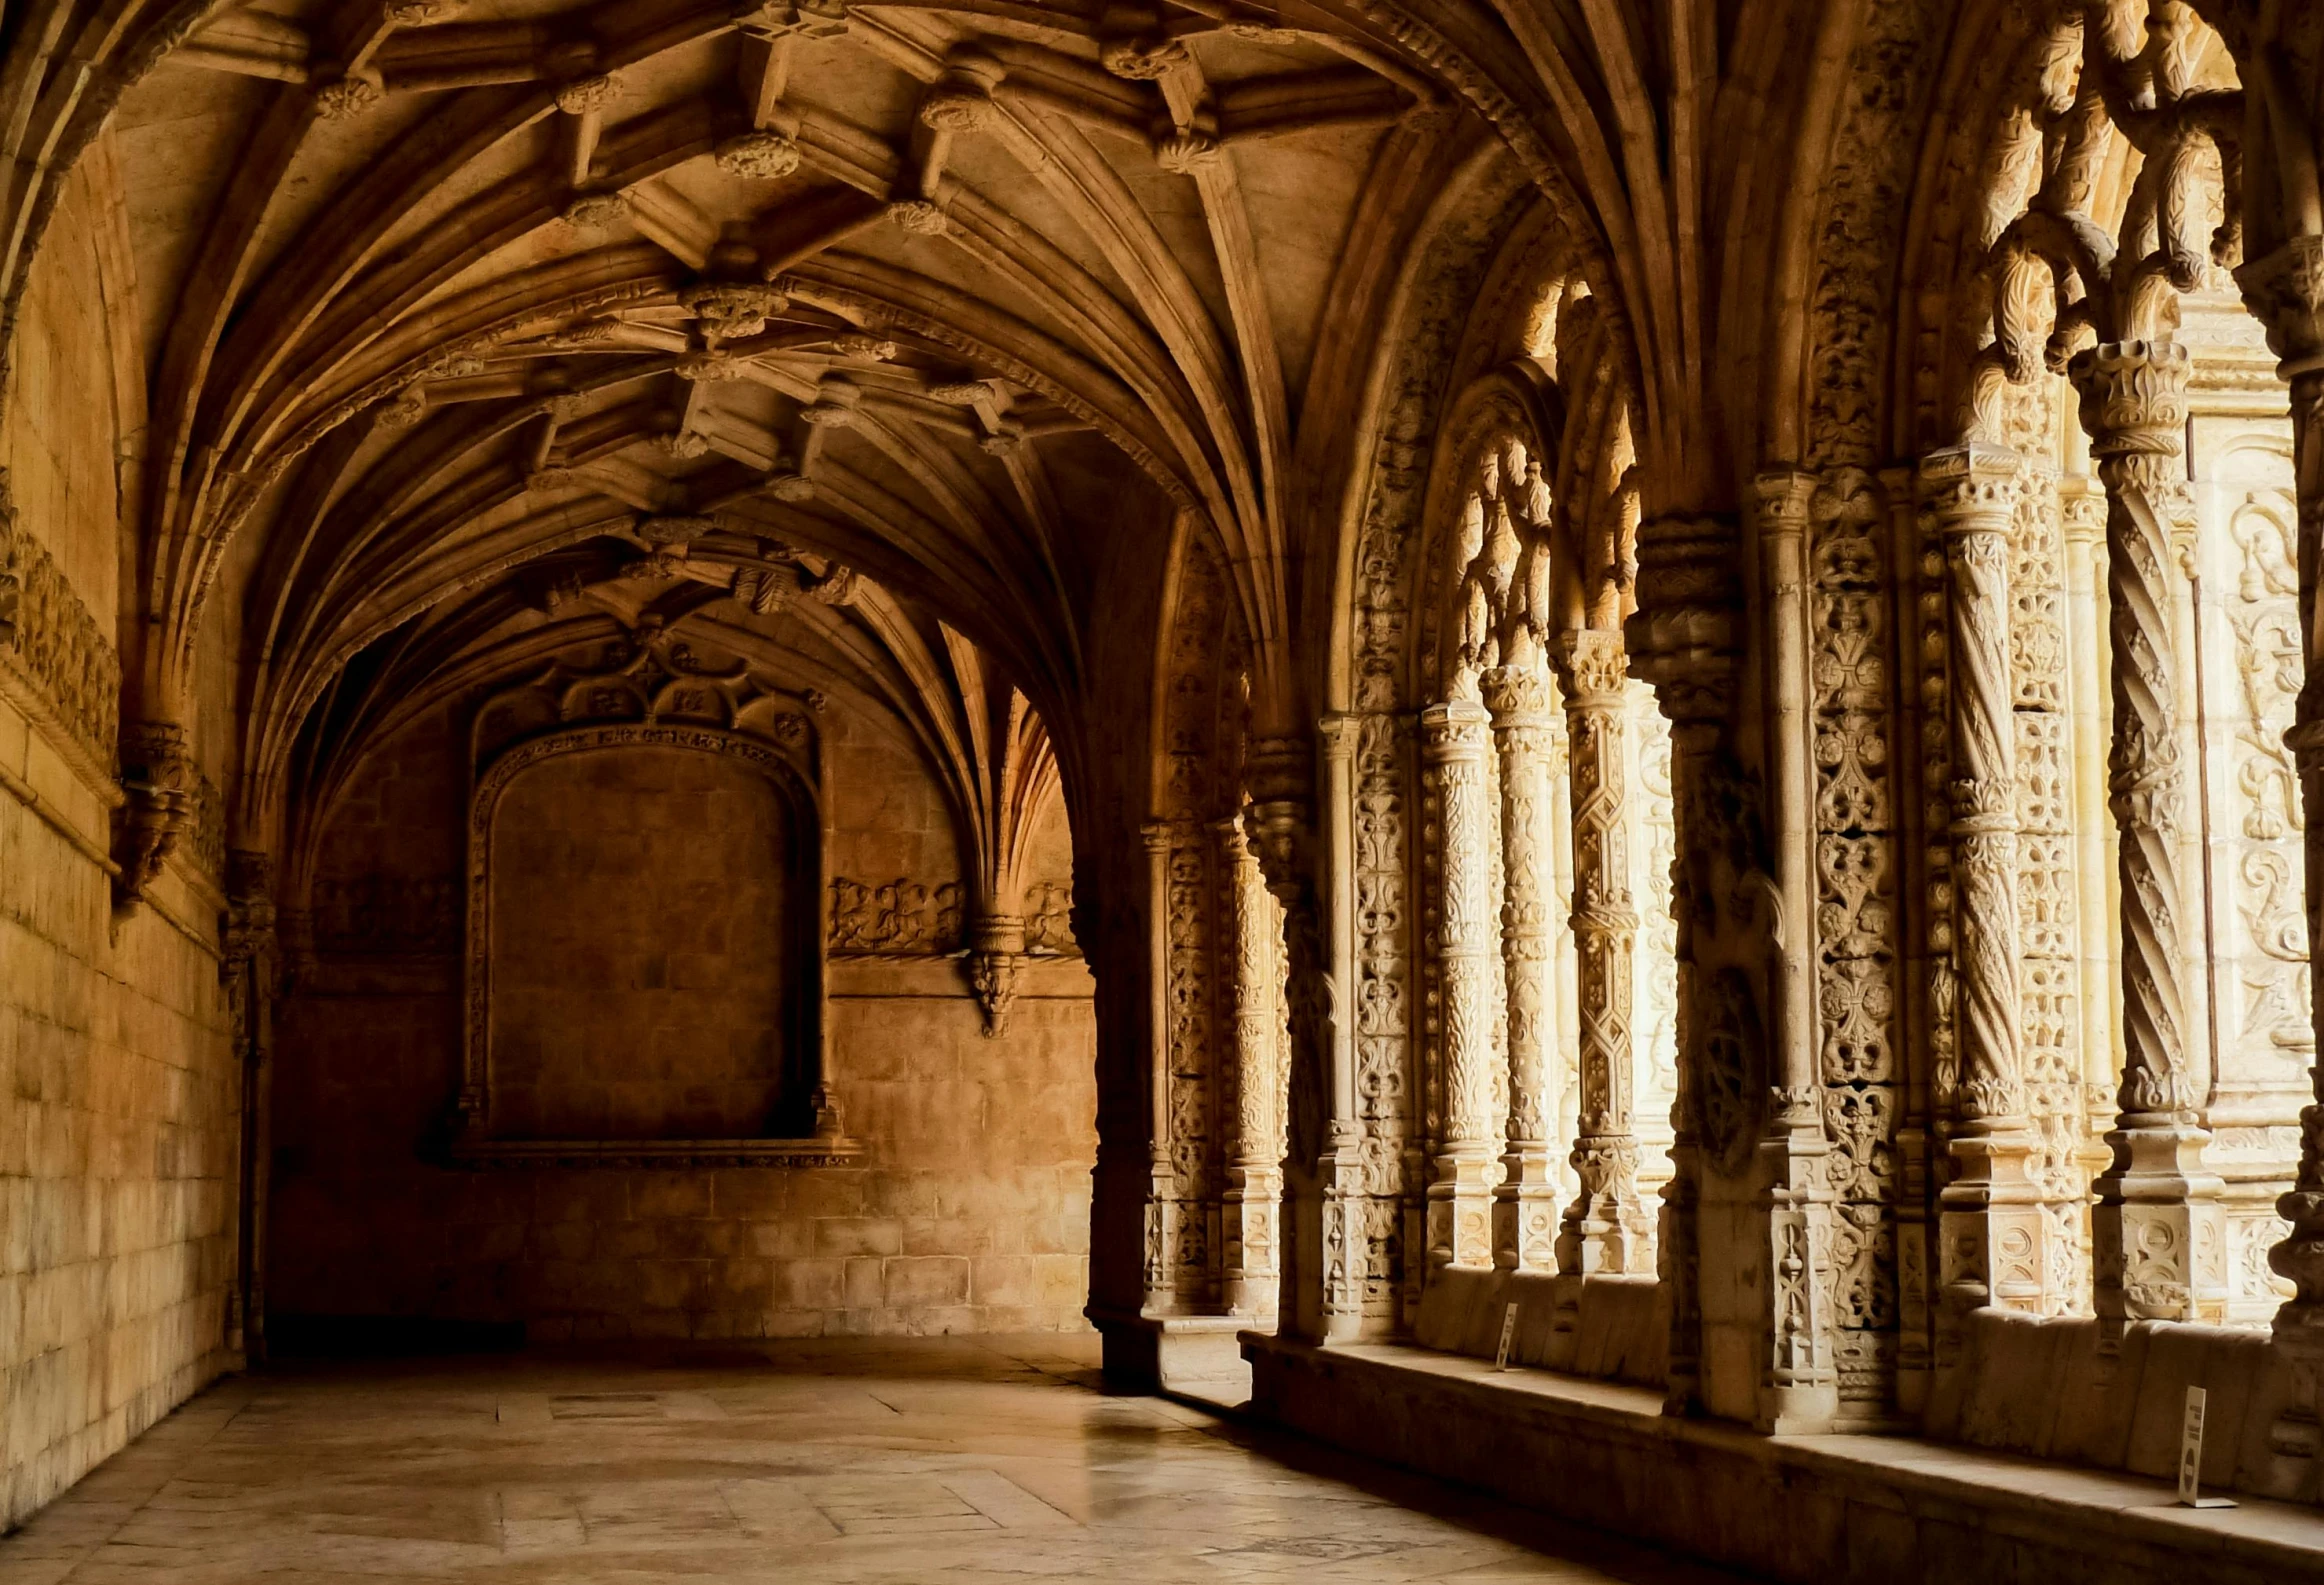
[268,695,1095,1341]
[0,155,241,1531]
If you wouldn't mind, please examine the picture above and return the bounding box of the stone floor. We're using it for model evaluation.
[0,1334,1742,1583]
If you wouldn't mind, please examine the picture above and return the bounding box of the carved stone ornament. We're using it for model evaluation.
[714,131,803,181]
[677,281,788,340]
[553,74,619,116]
[313,72,384,120]
[114,720,195,911]
[919,90,994,134]
[1098,37,1187,79]
[0,468,122,782]
[561,191,630,230]
[829,877,965,955]
[886,198,950,236]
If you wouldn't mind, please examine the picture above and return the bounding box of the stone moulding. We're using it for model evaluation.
[0,476,124,806]
[444,1136,862,1169]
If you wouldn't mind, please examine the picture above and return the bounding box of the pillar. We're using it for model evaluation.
[1482,662,1560,1272]
[1921,443,2047,1342]
[1216,816,1282,1318]
[1753,474,1840,1434]
[1140,821,1179,1313]
[1555,629,1651,1274]
[2238,235,2324,1451]
[2068,338,2228,1334]
[1422,700,1497,1271]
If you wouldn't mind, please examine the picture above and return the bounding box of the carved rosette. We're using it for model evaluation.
[1551,631,1651,1276]
[2070,338,2226,1332]
[1421,701,1496,1270]
[2237,236,2324,1374]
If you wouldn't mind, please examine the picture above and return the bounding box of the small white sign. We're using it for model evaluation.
[2177,1385,2237,1509]
[1493,1302,1520,1372]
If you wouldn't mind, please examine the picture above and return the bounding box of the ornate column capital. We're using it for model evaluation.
[1555,627,1629,709]
[2068,339,2192,453]
[2058,473,2108,547]
[1419,699,1491,761]
[1918,442,2020,534]
[2235,234,2324,382]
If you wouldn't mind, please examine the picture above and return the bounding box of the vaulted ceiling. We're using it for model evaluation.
[68,0,1538,830]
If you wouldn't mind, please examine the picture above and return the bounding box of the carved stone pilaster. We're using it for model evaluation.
[1216,817,1282,1318]
[1921,445,2047,1345]
[2068,339,2228,1333]
[114,720,195,913]
[2237,235,2324,1449]
[1481,663,1559,1273]
[1421,701,1496,1272]
[1551,630,1651,1275]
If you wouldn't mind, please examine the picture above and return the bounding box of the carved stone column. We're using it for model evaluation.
[1248,731,1362,1343]
[1553,630,1651,1274]
[1624,512,1751,1419]
[2059,477,2118,1245]
[1217,815,1282,1318]
[1140,821,1179,1313]
[1754,477,1840,1434]
[1922,444,2047,1343]
[1482,663,1560,1272]
[2238,235,2324,1451]
[2068,339,2228,1333]
[222,848,279,1362]
[1422,700,1497,1271]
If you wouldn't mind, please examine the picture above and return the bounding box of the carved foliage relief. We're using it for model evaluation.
[1811,469,1902,1402]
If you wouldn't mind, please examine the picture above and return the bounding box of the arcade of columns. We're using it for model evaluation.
[1111,3,2324,1487]
[12,0,2324,1542]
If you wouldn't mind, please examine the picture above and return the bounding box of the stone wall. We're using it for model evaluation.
[1,152,241,1532]
[267,696,1096,1342]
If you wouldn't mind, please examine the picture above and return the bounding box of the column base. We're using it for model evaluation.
[2092,1117,2229,1330]
[1494,1147,1560,1273]
[1088,1306,1260,1407]
[1428,1149,1497,1272]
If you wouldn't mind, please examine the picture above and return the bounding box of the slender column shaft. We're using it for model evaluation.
[1554,631,1651,1274]
[1140,822,1179,1313]
[1216,816,1282,1318]
[1922,444,2047,1338]
[1423,701,1497,1270]
[2237,237,2324,1427]
[2059,479,2118,1234]
[1483,663,1560,1272]
[1316,716,1366,1336]
[1754,474,1839,1435]
[2069,339,2226,1333]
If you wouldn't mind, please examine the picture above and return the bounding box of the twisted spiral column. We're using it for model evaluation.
[1922,444,2047,1344]
[2069,339,2226,1333]
[1423,700,1498,1271]
[1551,631,1652,1274]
